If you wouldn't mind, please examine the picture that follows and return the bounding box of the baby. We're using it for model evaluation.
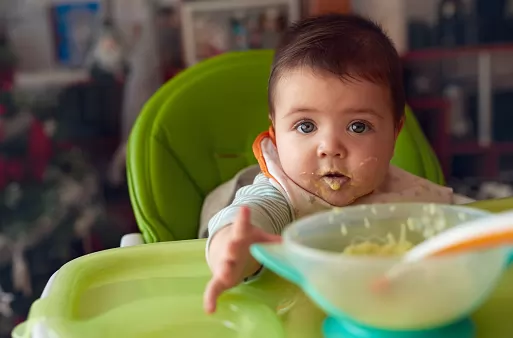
[203,14,455,313]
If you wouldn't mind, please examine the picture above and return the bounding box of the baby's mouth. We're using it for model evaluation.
[321,172,349,191]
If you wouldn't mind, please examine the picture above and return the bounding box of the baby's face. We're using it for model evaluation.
[272,67,399,206]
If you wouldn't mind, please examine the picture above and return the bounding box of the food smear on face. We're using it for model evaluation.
[322,176,348,191]
[328,180,341,190]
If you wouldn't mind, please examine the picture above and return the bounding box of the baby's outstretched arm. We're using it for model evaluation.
[203,174,293,313]
[204,206,280,313]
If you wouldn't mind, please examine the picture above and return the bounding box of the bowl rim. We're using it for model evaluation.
[282,202,497,264]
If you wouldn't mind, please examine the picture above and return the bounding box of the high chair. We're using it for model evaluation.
[13,51,513,338]
[123,49,447,246]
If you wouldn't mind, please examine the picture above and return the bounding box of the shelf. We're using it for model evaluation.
[451,142,513,155]
[495,142,513,154]
[405,43,511,178]
[408,98,450,110]
[403,43,513,61]
[451,142,487,155]
[15,69,90,90]
[181,0,301,66]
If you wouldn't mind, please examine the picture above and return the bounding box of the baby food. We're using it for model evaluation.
[342,224,414,256]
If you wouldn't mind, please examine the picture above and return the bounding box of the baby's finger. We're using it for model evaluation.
[233,206,251,240]
[203,278,225,314]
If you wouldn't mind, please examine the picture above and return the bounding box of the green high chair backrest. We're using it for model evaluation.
[127,50,445,243]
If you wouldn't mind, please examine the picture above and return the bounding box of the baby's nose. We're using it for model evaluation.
[317,139,347,158]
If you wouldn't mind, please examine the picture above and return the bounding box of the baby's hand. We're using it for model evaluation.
[203,206,281,313]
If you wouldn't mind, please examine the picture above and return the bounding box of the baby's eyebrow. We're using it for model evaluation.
[283,106,385,120]
[345,108,384,119]
[284,106,319,117]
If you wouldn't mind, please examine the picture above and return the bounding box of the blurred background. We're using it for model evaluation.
[0,0,512,335]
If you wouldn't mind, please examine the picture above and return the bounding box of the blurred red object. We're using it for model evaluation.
[0,69,13,88]
[0,118,53,190]
[27,119,53,182]
[163,67,183,81]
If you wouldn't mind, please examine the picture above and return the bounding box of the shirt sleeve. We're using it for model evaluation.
[205,173,293,265]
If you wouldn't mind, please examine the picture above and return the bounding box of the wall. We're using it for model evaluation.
[3,0,162,140]
[5,0,149,72]
[352,0,407,53]
[5,0,55,71]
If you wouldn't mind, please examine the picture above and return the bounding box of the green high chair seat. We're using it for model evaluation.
[127,50,445,244]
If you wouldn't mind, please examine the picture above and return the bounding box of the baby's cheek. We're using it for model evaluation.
[351,157,386,189]
[351,157,378,181]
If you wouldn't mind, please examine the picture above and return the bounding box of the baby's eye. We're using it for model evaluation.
[348,121,370,134]
[296,121,317,134]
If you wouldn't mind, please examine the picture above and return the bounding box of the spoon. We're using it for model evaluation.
[371,210,513,292]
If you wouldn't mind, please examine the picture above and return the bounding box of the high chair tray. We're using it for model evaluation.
[12,238,513,338]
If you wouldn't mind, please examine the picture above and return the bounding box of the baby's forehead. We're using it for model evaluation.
[267,15,404,122]
[272,69,394,114]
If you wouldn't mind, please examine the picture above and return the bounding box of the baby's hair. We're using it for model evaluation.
[268,14,405,124]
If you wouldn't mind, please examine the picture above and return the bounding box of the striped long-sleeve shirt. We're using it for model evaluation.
[205,173,293,259]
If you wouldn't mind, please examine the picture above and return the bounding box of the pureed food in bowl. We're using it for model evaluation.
[284,203,506,330]
[341,222,413,256]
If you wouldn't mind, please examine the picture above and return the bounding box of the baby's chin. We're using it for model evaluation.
[318,191,359,207]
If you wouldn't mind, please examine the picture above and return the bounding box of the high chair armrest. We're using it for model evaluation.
[453,193,475,205]
[120,233,144,247]
[39,235,144,301]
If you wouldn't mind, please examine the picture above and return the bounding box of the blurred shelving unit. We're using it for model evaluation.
[404,43,513,180]
[180,0,301,66]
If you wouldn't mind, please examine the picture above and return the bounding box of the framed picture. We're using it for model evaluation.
[181,0,300,66]
[51,2,102,67]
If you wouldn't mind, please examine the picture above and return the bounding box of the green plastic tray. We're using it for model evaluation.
[11,241,513,338]
[12,200,513,338]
